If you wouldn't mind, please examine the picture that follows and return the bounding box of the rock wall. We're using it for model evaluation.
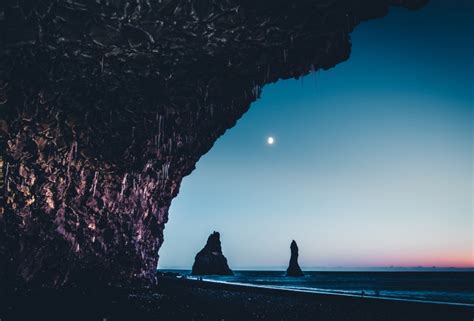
[0,0,428,287]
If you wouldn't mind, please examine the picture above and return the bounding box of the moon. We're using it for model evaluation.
[267,136,275,145]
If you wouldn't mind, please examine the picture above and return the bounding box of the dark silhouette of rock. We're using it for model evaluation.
[0,0,428,288]
[287,240,304,277]
[192,232,233,275]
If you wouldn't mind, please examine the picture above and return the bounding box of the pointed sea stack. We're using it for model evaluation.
[192,232,233,275]
[286,240,304,277]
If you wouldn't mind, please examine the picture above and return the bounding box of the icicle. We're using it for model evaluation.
[158,115,163,146]
[66,141,78,182]
[204,84,209,102]
[252,83,261,97]
[144,162,152,171]
[100,56,104,73]
[119,173,128,199]
[345,13,352,33]
[161,162,170,180]
[5,162,10,192]
[67,140,77,164]
[91,171,98,197]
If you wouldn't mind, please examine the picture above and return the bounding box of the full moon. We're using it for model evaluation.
[267,136,275,145]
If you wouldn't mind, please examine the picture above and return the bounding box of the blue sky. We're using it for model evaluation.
[158,0,473,270]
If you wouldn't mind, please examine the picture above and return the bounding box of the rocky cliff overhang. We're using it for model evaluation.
[0,0,428,288]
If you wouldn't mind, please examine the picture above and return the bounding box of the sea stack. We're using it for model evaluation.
[192,232,233,275]
[286,240,304,277]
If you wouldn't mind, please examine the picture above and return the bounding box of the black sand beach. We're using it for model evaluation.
[1,277,472,321]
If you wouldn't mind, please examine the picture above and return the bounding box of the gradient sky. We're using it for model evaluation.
[159,0,473,270]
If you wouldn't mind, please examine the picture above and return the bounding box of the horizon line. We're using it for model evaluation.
[158,266,474,271]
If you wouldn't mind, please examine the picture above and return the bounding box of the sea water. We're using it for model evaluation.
[159,270,474,305]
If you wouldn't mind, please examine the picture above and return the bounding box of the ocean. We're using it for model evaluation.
[159,270,474,305]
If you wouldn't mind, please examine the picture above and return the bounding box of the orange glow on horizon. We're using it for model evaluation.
[354,251,474,268]
[302,249,474,269]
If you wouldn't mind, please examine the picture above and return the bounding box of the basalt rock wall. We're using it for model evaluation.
[0,0,428,287]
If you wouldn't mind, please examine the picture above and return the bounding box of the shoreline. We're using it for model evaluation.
[156,277,474,320]
[197,277,474,307]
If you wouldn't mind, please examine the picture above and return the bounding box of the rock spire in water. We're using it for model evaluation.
[286,240,304,277]
[192,232,233,276]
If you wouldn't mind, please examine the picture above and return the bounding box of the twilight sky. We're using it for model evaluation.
[159,0,473,270]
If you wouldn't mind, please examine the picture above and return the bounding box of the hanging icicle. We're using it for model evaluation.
[67,140,78,164]
[91,171,99,197]
[161,162,170,180]
[119,173,128,200]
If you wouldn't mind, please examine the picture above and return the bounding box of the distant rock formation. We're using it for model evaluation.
[192,232,233,275]
[286,240,304,277]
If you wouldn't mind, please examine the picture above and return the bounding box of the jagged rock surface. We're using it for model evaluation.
[287,240,304,277]
[191,231,232,275]
[0,0,428,287]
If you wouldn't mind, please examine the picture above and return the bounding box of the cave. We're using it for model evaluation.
[0,0,429,288]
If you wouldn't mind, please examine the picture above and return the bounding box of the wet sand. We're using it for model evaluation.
[1,277,472,321]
